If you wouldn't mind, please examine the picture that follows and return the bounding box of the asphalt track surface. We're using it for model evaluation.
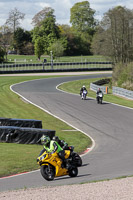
[1,73,133,192]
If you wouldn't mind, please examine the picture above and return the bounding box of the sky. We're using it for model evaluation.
[0,0,133,31]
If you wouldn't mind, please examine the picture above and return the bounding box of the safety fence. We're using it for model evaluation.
[112,87,133,100]
[90,82,133,100]
[0,61,112,73]
[90,83,107,94]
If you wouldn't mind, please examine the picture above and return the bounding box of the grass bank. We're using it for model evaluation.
[0,76,91,178]
[6,55,110,64]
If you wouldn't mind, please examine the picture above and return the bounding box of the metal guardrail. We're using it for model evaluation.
[90,83,133,100]
[90,83,107,94]
[112,87,133,100]
[0,61,112,73]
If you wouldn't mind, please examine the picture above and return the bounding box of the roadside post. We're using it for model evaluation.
[50,51,53,70]
[43,59,47,71]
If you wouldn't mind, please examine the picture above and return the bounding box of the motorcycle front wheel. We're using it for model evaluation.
[69,167,78,177]
[41,165,55,181]
[100,98,102,104]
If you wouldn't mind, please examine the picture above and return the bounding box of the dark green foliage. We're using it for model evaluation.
[70,1,96,34]
[0,46,5,62]
[69,1,97,55]
[13,28,32,54]
[32,7,60,58]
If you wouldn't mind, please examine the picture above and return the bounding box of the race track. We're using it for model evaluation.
[0,73,133,192]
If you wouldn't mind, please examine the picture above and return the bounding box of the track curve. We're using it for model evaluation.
[0,73,133,192]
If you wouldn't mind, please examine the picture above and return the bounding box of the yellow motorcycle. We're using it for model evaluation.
[37,149,78,181]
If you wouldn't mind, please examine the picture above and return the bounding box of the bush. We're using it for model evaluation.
[0,46,5,63]
[112,62,133,90]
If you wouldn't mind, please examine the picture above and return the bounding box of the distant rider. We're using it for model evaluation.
[96,88,103,100]
[96,88,103,95]
[80,85,87,96]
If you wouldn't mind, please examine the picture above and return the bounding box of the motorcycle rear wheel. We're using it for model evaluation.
[72,153,82,167]
[41,165,55,181]
[69,167,78,177]
[76,155,82,166]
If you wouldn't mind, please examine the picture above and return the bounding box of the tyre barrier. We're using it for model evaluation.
[90,78,111,94]
[0,126,55,144]
[0,118,42,128]
[93,78,111,86]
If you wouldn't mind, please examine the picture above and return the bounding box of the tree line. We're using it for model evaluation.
[91,6,133,90]
[0,1,133,68]
[0,1,96,62]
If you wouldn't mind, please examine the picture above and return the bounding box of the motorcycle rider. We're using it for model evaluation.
[80,85,87,98]
[96,88,103,101]
[53,136,82,167]
[52,136,68,150]
[41,135,69,168]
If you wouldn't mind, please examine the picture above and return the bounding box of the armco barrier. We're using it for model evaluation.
[112,87,133,100]
[0,126,55,144]
[0,118,42,128]
[90,83,107,94]
[90,78,111,94]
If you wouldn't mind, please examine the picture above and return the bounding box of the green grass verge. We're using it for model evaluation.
[58,78,133,108]
[0,76,91,177]
[5,55,110,64]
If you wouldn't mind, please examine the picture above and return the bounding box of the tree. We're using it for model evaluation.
[32,7,53,27]
[58,24,92,56]
[34,37,45,60]
[5,7,25,33]
[92,6,133,63]
[48,40,65,58]
[13,28,32,54]
[91,26,112,57]
[0,25,12,60]
[13,27,24,54]
[0,46,5,63]
[32,7,60,57]
[70,1,96,55]
[70,1,96,34]
[22,42,34,55]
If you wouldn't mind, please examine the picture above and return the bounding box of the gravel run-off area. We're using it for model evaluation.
[0,177,133,200]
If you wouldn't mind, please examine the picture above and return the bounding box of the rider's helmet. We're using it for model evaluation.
[41,135,50,145]
[52,136,59,143]
[83,85,85,88]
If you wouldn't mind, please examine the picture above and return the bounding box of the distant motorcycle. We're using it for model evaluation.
[81,90,87,100]
[96,92,103,104]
